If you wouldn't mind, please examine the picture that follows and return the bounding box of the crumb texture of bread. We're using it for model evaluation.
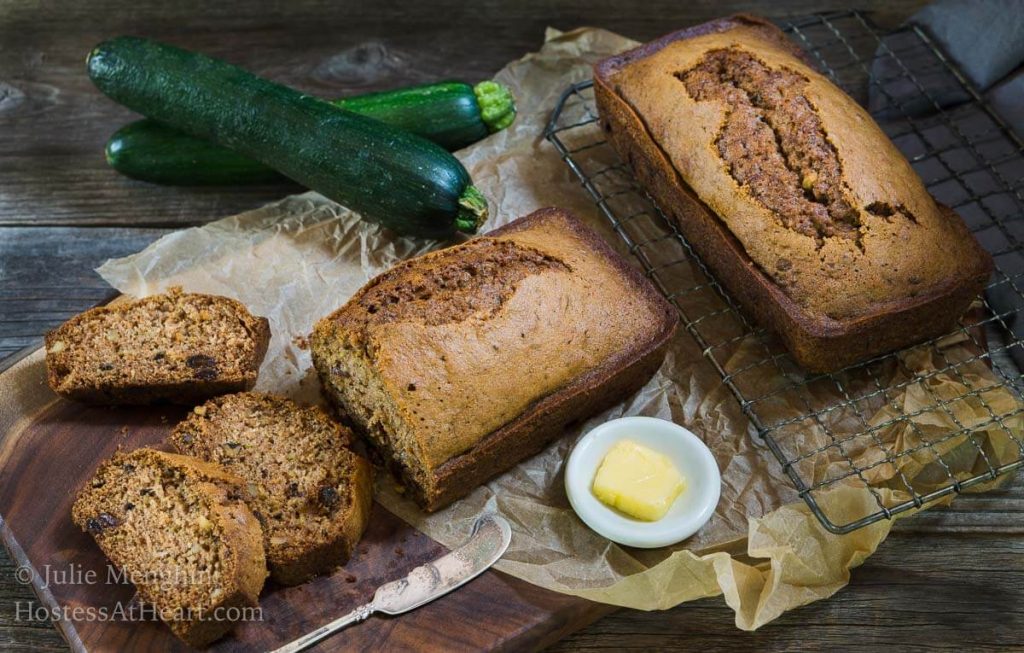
[599,19,990,322]
[170,392,373,585]
[45,287,270,404]
[71,448,267,648]
[311,207,678,510]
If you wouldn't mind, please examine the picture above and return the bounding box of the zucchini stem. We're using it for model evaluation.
[474,81,517,133]
[456,186,489,234]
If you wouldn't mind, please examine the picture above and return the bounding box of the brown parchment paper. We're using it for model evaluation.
[96,28,1023,630]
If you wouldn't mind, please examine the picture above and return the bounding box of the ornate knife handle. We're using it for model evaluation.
[271,603,375,653]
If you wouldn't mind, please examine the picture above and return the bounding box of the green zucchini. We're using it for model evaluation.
[106,80,516,185]
[88,36,488,238]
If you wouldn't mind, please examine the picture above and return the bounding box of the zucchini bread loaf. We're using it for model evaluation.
[311,207,678,511]
[594,15,992,372]
[170,392,373,585]
[45,287,270,404]
[72,448,267,648]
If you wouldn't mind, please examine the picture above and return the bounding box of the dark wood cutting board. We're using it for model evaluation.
[0,347,614,652]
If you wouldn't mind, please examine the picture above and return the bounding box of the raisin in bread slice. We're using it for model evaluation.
[45,287,270,404]
[72,448,267,648]
[170,392,373,585]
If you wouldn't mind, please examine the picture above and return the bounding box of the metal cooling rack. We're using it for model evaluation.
[545,10,1024,533]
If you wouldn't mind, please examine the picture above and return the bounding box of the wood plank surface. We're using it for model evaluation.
[7,0,1024,651]
[552,531,1024,653]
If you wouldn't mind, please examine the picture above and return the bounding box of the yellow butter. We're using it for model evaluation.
[591,439,685,521]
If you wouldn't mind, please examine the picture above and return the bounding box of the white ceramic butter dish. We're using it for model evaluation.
[564,416,721,548]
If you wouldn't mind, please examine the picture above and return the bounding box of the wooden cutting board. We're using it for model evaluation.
[0,347,614,652]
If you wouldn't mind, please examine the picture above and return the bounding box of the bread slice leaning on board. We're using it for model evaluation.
[71,449,267,648]
[170,392,374,586]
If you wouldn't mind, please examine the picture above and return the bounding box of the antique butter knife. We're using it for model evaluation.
[272,513,512,653]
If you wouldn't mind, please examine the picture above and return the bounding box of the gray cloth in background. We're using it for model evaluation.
[916,0,1024,91]
[988,68,1024,136]
[915,0,1024,137]
[868,0,1024,370]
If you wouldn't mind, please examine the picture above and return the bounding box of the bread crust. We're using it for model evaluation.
[419,209,677,510]
[593,15,992,372]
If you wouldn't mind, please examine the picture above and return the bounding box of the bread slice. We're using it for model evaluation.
[310,207,678,511]
[71,448,267,648]
[45,287,270,404]
[169,392,373,585]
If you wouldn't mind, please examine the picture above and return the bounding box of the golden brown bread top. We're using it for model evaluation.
[315,208,673,471]
[605,21,988,321]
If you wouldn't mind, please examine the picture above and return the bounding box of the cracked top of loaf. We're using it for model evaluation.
[599,17,989,321]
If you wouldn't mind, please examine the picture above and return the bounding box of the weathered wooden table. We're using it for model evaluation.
[2,1,1021,650]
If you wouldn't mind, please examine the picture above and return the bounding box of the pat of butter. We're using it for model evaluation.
[591,440,685,521]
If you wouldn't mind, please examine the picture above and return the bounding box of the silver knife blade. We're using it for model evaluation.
[372,512,512,614]
[271,514,511,653]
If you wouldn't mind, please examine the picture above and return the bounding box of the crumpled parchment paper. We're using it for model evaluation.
[96,27,1023,630]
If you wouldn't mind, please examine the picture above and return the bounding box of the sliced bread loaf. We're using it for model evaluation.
[45,287,270,404]
[310,208,677,511]
[169,392,373,585]
[71,448,267,648]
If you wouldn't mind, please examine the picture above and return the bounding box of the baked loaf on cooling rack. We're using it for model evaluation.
[44,287,270,404]
[310,207,678,511]
[593,14,992,372]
